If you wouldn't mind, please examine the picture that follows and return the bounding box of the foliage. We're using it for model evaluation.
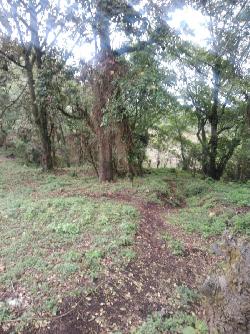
[0,156,138,325]
[162,233,185,256]
[169,177,250,237]
[232,213,250,236]
[176,286,200,307]
[159,0,250,179]
[133,312,208,334]
[0,0,249,179]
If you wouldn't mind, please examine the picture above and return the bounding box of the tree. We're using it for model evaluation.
[170,0,250,179]
[0,0,183,178]
[104,50,170,175]
[73,0,179,181]
[0,0,74,170]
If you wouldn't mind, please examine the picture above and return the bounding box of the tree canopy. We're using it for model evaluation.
[0,0,249,180]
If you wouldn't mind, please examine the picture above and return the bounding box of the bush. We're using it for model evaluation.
[15,139,41,164]
[184,181,210,197]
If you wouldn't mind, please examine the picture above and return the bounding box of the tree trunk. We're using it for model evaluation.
[240,94,250,181]
[40,115,53,171]
[207,66,220,179]
[208,120,219,179]
[201,236,250,333]
[26,63,53,171]
[50,122,56,166]
[98,127,113,182]
[90,1,118,181]
[196,118,209,176]
[28,4,53,171]
[58,123,70,167]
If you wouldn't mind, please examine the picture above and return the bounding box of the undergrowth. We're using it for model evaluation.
[169,178,250,238]
[133,311,208,334]
[0,157,138,329]
[0,153,249,333]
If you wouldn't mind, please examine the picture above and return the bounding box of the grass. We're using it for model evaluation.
[162,233,185,256]
[0,155,138,329]
[168,177,250,238]
[133,312,208,334]
[175,285,200,308]
[0,151,249,332]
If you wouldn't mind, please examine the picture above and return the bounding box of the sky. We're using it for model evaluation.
[167,6,210,48]
[69,5,210,63]
[1,1,210,65]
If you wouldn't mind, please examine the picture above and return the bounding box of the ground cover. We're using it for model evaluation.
[0,153,249,333]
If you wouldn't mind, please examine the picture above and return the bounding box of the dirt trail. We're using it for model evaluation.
[30,192,214,334]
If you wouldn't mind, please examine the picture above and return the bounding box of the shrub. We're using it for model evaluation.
[184,181,210,197]
[176,285,200,306]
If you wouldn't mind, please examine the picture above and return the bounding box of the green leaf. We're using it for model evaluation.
[182,326,196,334]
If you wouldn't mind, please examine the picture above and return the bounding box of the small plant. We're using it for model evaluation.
[171,239,185,256]
[43,298,58,315]
[0,303,11,322]
[118,235,134,246]
[64,250,82,262]
[121,249,136,261]
[184,181,210,197]
[232,212,250,235]
[85,249,104,277]
[176,285,200,306]
[69,170,78,177]
[133,311,208,334]
[55,262,79,277]
[162,233,185,256]
[49,222,80,235]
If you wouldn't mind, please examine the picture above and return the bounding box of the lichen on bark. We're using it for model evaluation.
[201,234,250,334]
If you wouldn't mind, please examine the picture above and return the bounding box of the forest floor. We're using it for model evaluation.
[0,152,249,334]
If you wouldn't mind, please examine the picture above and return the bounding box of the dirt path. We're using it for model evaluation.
[28,192,214,334]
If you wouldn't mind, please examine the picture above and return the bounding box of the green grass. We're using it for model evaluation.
[0,157,139,328]
[133,312,208,334]
[0,197,138,306]
[175,286,200,308]
[162,233,185,256]
[1,152,249,332]
[168,177,250,238]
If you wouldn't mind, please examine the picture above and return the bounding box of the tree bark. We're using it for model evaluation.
[90,2,114,181]
[26,61,53,171]
[201,237,250,334]
[40,111,53,170]
[23,3,53,171]
[208,66,220,179]
[240,94,250,181]
[98,127,113,182]
[58,123,70,167]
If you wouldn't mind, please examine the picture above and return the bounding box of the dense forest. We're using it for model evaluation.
[0,0,249,333]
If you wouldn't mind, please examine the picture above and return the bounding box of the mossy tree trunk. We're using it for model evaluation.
[201,237,250,333]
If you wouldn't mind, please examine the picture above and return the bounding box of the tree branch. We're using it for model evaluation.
[58,106,83,120]
[0,83,28,118]
[114,40,151,56]
[0,50,26,68]
[217,125,235,135]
